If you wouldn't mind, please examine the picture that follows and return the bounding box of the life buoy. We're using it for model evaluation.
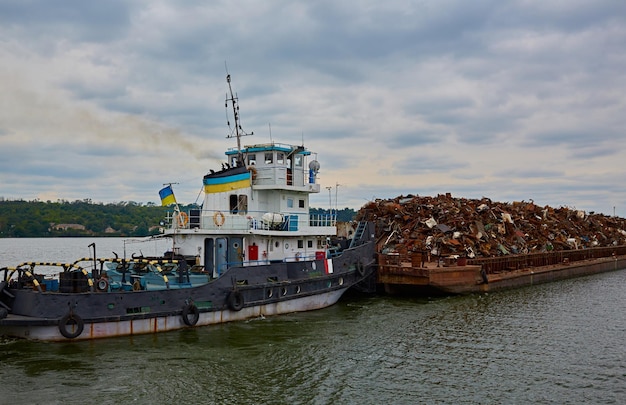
[227,290,244,311]
[248,166,257,180]
[213,211,226,227]
[96,278,109,292]
[59,313,84,339]
[177,212,189,227]
[182,304,200,326]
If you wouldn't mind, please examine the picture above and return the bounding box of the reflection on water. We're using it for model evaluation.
[0,237,170,264]
[1,239,625,404]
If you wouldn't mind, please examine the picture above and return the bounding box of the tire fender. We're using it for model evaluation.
[58,312,84,339]
[182,303,200,326]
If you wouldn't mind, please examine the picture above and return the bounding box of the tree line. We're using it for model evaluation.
[0,200,356,238]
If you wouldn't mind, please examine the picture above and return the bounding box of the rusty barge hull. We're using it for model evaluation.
[378,250,626,295]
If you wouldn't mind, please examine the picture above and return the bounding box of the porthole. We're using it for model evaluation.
[281,287,287,296]
[275,241,280,248]
[295,286,301,294]
[338,277,344,286]
[285,243,289,249]
[267,288,273,298]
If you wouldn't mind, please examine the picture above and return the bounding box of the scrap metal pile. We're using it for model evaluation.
[356,194,626,258]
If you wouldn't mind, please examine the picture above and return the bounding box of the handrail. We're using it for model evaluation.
[469,245,626,274]
[378,245,626,275]
[164,209,337,230]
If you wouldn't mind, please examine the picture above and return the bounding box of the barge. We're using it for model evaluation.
[378,246,626,295]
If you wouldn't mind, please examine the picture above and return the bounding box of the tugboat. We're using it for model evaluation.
[0,75,376,341]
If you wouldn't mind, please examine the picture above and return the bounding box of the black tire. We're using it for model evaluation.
[227,290,244,311]
[481,268,489,284]
[356,261,365,277]
[182,304,199,326]
[0,281,8,303]
[58,313,84,339]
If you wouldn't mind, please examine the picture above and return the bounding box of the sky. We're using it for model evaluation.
[1,0,625,217]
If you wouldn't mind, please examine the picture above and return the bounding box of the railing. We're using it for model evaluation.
[377,245,626,276]
[215,253,327,276]
[164,210,337,231]
[469,245,626,274]
[309,214,336,227]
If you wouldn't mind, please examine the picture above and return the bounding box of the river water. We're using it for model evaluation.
[0,238,624,404]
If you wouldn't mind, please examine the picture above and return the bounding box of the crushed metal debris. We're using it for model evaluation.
[356,193,626,258]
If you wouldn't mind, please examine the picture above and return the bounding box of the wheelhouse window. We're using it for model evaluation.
[294,155,303,167]
[277,152,285,164]
[299,199,305,208]
[230,194,248,214]
[247,154,256,165]
[265,152,273,164]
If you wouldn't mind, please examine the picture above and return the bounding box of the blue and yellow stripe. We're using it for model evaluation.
[203,172,251,194]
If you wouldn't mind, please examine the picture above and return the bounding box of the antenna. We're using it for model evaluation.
[225,73,253,166]
[335,182,342,216]
[326,186,332,216]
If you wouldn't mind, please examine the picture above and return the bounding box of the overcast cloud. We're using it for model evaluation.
[1,0,625,216]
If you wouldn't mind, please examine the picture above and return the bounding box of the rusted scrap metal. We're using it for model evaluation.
[356,194,626,258]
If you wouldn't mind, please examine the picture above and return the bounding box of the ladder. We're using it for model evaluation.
[349,221,367,249]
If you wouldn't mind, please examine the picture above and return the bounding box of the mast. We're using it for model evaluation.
[225,74,253,166]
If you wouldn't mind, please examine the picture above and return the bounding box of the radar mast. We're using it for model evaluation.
[225,74,253,166]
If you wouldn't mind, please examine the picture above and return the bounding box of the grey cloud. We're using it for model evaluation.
[0,0,133,42]
[1,1,626,216]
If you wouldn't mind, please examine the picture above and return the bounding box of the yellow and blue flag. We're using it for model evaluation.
[159,185,176,206]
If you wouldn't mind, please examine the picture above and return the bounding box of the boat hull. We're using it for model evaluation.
[0,288,346,342]
[0,236,376,341]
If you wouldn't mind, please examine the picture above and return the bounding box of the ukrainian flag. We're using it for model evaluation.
[159,185,176,206]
